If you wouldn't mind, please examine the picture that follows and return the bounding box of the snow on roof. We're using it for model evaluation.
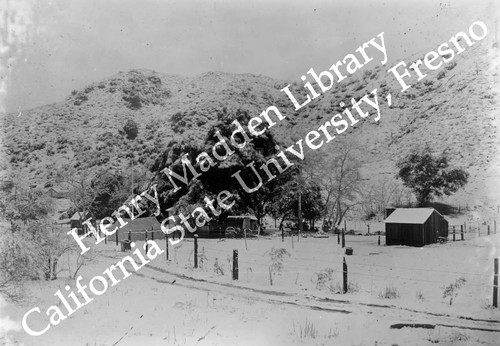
[106,216,161,232]
[227,215,258,221]
[70,211,87,220]
[384,208,438,224]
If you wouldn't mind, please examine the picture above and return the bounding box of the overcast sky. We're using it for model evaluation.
[3,0,497,113]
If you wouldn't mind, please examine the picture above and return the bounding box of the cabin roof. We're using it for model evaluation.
[106,216,161,232]
[384,208,442,224]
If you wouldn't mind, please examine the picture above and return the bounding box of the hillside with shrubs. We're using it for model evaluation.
[1,34,499,219]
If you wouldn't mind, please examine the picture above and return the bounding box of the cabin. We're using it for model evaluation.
[225,215,259,230]
[70,211,88,235]
[384,208,448,247]
[104,216,163,242]
[46,186,70,199]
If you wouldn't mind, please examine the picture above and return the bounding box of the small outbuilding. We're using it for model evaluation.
[384,208,448,247]
[46,186,70,199]
[70,211,89,235]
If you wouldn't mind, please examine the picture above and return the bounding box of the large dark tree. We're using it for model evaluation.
[396,148,469,206]
[151,107,292,224]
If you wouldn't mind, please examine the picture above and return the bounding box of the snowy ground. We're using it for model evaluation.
[1,229,500,346]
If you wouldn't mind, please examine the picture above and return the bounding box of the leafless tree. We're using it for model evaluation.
[310,141,363,229]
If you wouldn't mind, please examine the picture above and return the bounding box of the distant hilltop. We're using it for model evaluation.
[1,34,499,216]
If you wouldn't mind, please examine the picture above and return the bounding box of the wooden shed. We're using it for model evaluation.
[384,208,448,247]
[70,211,89,235]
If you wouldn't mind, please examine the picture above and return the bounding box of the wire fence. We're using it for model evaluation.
[96,226,499,307]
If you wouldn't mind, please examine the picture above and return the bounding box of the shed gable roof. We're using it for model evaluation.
[384,208,438,224]
[70,211,87,221]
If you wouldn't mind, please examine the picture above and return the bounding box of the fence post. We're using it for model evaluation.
[233,249,238,280]
[343,257,348,294]
[243,228,248,250]
[337,228,340,245]
[488,225,491,236]
[342,229,345,248]
[461,225,464,241]
[367,225,370,234]
[453,226,455,242]
[494,258,498,308]
[281,227,284,242]
[128,231,131,241]
[378,234,381,246]
[165,233,169,261]
[145,231,148,254]
[151,228,154,242]
[194,234,198,268]
[115,230,119,246]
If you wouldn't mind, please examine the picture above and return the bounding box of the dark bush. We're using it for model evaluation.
[437,70,446,80]
[123,119,139,140]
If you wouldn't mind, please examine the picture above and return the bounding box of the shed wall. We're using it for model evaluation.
[385,210,448,247]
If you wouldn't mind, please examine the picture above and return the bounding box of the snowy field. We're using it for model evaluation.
[1,230,500,346]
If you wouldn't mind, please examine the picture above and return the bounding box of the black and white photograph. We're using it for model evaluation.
[0,0,499,345]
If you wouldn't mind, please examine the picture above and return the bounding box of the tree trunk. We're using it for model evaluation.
[44,259,52,280]
[51,258,58,280]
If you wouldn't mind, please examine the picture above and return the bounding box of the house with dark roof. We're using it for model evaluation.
[384,208,448,247]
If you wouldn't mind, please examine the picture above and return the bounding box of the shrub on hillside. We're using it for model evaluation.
[123,119,139,140]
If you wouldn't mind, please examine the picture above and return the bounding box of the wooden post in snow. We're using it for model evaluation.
[378,234,381,246]
[461,225,464,241]
[453,226,455,242]
[128,231,131,241]
[342,229,345,248]
[194,234,198,268]
[343,257,348,294]
[145,231,148,254]
[165,233,169,261]
[243,228,248,251]
[488,225,491,236]
[233,249,238,280]
[115,230,119,246]
[494,258,498,308]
